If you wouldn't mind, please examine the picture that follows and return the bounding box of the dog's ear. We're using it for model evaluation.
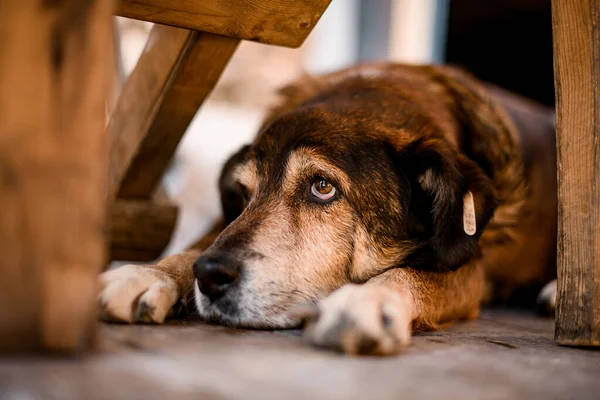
[219,145,251,224]
[398,137,497,272]
[423,65,526,202]
[400,66,530,271]
[398,66,527,272]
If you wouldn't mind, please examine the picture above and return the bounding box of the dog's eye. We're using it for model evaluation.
[311,178,336,201]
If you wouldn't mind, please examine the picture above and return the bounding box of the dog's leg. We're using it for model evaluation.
[98,219,225,324]
[301,262,485,355]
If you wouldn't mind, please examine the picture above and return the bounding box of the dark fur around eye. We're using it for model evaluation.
[219,145,252,224]
[237,182,250,202]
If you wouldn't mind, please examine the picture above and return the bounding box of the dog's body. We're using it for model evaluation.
[99,64,556,355]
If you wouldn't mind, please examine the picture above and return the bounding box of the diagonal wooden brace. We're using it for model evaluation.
[107,25,239,201]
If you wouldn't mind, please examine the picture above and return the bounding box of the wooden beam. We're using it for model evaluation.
[107,25,239,200]
[107,25,193,200]
[553,0,600,346]
[116,0,331,48]
[0,0,112,352]
[110,200,179,262]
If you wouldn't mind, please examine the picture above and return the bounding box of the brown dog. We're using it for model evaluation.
[99,64,557,355]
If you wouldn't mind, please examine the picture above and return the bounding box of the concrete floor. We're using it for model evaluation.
[1,309,599,400]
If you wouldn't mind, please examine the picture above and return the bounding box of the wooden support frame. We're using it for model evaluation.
[107,1,332,261]
[107,25,239,201]
[116,0,332,48]
[0,0,113,352]
[553,0,600,346]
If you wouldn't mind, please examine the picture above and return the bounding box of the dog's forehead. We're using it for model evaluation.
[255,107,333,152]
[244,108,418,195]
[239,81,456,192]
[255,86,450,157]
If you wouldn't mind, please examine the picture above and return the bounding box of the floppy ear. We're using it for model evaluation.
[423,65,527,206]
[398,138,497,272]
[219,145,251,224]
[399,66,527,272]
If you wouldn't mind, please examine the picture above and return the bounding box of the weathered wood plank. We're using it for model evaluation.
[107,25,239,200]
[116,0,332,48]
[110,200,178,262]
[553,0,600,346]
[0,0,113,352]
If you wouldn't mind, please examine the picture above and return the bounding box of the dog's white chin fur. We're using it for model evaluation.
[193,279,299,329]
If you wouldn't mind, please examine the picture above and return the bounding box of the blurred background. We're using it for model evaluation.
[112,0,552,257]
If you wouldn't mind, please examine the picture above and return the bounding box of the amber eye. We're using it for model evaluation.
[310,178,336,201]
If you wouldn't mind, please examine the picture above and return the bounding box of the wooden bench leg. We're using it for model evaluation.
[0,0,113,352]
[107,25,240,201]
[553,0,600,346]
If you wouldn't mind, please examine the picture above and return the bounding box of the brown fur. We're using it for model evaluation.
[98,63,556,354]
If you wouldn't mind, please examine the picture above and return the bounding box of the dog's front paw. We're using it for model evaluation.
[98,265,179,324]
[300,284,413,355]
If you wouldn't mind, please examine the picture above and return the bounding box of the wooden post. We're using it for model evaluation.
[0,0,113,352]
[553,0,600,346]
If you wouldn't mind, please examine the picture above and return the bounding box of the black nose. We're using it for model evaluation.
[193,253,242,301]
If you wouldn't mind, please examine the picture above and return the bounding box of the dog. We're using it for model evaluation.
[99,64,557,355]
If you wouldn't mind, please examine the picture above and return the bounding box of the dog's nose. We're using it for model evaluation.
[193,254,242,301]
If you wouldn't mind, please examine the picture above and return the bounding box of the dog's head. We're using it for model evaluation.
[193,65,506,328]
